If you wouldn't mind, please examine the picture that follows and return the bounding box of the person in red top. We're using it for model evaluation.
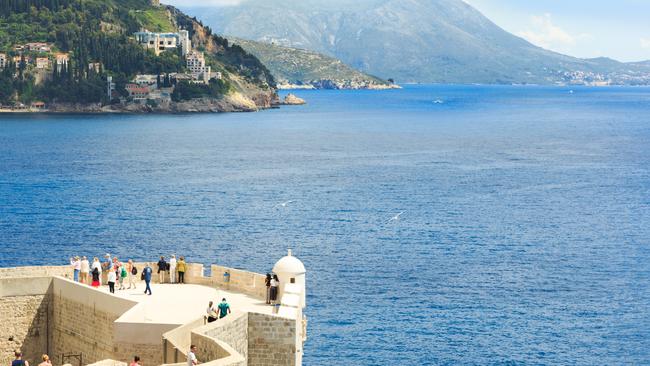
[129,356,141,366]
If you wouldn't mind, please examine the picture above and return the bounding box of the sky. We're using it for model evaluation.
[166,0,650,62]
[463,0,650,62]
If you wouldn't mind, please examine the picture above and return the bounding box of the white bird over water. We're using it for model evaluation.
[274,200,295,208]
[387,211,405,223]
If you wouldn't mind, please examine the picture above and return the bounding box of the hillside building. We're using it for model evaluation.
[55,53,69,71]
[0,53,6,68]
[134,74,159,88]
[134,31,179,56]
[13,55,31,68]
[125,83,151,100]
[88,62,102,73]
[36,57,49,69]
[179,29,192,56]
[25,42,51,53]
[186,51,212,83]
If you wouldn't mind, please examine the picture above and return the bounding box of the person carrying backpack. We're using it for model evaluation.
[119,263,128,290]
[127,259,137,289]
[157,256,167,284]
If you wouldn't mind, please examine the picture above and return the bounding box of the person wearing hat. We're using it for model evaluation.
[69,256,81,282]
[80,256,90,284]
[102,254,112,286]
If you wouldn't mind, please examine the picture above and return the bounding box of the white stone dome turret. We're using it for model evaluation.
[273,249,306,309]
[273,249,306,275]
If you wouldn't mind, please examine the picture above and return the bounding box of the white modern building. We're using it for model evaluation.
[0,53,6,68]
[179,29,192,56]
[186,51,212,83]
[134,31,180,56]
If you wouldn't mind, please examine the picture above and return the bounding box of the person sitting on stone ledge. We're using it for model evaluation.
[207,301,218,323]
[12,350,29,366]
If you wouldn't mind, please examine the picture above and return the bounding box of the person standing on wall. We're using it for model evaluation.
[70,256,81,282]
[107,267,116,293]
[270,274,280,305]
[187,345,199,366]
[119,262,128,290]
[102,254,112,285]
[113,257,122,279]
[157,256,167,284]
[12,351,29,366]
[265,273,272,304]
[80,256,90,285]
[169,254,177,284]
[207,301,218,323]
[177,256,187,284]
[143,263,153,295]
[92,257,103,285]
[91,266,100,288]
[127,259,137,289]
[218,298,231,319]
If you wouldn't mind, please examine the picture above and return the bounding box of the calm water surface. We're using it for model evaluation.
[1,85,650,365]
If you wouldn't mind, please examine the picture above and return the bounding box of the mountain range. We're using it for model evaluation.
[186,0,650,85]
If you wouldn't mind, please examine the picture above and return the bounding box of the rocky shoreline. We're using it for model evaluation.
[0,91,283,114]
[277,79,402,90]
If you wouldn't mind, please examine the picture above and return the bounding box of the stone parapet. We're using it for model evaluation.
[210,265,267,300]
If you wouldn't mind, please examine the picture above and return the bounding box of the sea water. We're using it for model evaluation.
[1,85,649,365]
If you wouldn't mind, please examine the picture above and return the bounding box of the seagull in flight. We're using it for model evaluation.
[387,211,405,223]
[274,200,295,208]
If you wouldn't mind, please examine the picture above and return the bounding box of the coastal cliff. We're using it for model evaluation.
[0,0,278,113]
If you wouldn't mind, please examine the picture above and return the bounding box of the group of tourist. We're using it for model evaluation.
[67,254,189,295]
[206,298,232,322]
[11,351,51,366]
[155,255,188,284]
[265,273,280,305]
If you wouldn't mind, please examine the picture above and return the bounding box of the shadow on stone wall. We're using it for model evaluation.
[17,291,52,366]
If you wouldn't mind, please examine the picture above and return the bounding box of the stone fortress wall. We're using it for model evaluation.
[0,259,306,366]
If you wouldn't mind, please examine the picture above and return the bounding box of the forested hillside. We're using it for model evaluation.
[0,0,275,108]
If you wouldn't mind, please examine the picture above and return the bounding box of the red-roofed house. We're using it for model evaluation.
[125,83,151,100]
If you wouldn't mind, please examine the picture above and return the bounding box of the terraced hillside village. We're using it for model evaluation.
[0,0,278,112]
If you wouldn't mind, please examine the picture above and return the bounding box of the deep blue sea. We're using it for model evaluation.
[1,85,650,365]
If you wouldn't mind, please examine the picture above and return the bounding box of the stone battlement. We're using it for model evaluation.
[1,257,306,366]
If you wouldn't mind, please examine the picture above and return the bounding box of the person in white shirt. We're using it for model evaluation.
[91,257,103,285]
[206,301,218,323]
[127,259,137,289]
[107,269,116,293]
[169,255,177,283]
[80,256,90,284]
[187,345,198,366]
[70,256,81,282]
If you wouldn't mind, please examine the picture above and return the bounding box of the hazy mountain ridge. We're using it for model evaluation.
[186,0,650,85]
[229,37,395,89]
